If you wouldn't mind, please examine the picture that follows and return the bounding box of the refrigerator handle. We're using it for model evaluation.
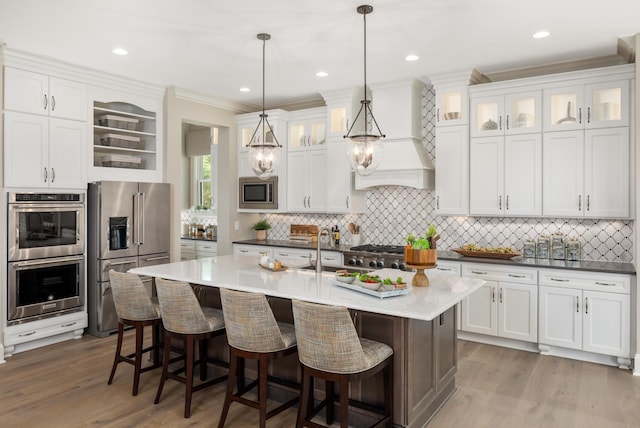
[133,192,140,246]
[139,192,146,246]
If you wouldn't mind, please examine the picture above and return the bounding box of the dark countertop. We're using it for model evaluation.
[181,235,217,242]
[233,240,636,276]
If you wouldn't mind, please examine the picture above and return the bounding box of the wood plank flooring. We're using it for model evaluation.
[1,332,640,427]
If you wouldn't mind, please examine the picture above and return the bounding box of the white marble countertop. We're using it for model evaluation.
[130,255,486,321]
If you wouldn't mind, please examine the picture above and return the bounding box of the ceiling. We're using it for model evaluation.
[1,0,638,110]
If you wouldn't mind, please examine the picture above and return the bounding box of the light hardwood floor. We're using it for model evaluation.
[1,332,640,427]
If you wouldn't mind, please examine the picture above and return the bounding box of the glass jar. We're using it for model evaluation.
[536,235,550,259]
[551,233,566,260]
[566,238,581,261]
[523,240,536,258]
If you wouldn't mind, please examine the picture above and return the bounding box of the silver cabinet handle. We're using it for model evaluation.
[491,287,496,303]
[578,195,582,211]
[585,297,589,314]
[506,115,510,130]
[19,331,37,337]
[550,278,569,282]
[587,107,590,123]
[586,195,590,211]
[308,196,311,208]
[51,167,55,183]
[239,249,249,253]
[499,288,503,304]
[499,115,503,130]
[51,95,56,111]
[508,274,525,278]
[436,108,440,122]
[346,196,349,208]
[498,195,502,210]
[471,270,487,275]
[437,267,453,271]
[595,281,615,286]
[43,94,48,110]
[506,195,509,210]
[578,107,582,124]
[61,321,77,328]
[43,167,48,182]
[576,295,580,313]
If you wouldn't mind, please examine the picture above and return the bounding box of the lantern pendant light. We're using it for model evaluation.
[344,5,385,176]
[247,33,282,180]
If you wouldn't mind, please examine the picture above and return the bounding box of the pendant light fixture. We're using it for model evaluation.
[344,4,385,176]
[247,33,282,180]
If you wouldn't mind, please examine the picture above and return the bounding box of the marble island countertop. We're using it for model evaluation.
[233,240,636,275]
[130,254,486,321]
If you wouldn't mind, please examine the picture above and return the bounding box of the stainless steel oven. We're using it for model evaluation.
[8,192,85,262]
[239,176,278,210]
[8,255,85,325]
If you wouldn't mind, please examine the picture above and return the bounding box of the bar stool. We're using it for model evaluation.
[291,299,393,428]
[107,270,162,396]
[217,288,299,428]
[154,277,227,418]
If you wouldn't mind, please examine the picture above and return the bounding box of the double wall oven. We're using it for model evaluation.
[7,192,85,325]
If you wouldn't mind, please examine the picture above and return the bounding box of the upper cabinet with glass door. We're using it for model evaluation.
[543,80,630,132]
[470,90,541,137]
[435,86,468,126]
[288,107,326,151]
[236,109,289,153]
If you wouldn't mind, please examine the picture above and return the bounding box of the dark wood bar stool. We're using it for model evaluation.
[154,277,227,418]
[107,270,162,396]
[291,299,393,428]
[217,288,299,428]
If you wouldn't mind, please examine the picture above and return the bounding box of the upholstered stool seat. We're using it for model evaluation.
[217,288,299,428]
[292,299,393,428]
[154,278,227,418]
[107,270,163,396]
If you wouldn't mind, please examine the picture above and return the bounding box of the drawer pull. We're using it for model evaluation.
[508,274,526,278]
[576,296,580,313]
[471,270,487,275]
[595,282,616,286]
[437,267,453,271]
[61,322,77,328]
[19,331,37,337]
[550,278,569,282]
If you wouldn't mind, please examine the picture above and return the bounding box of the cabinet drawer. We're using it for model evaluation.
[273,247,314,261]
[539,269,630,294]
[234,244,272,257]
[196,241,218,253]
[433,261,461,276]
[462,263,537,284]
[180,239,196,251]
[321,250,342,267]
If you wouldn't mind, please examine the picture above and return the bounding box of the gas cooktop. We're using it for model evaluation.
[349,244,405,254]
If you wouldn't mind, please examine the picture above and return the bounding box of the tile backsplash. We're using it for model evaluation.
[264,85,634,263]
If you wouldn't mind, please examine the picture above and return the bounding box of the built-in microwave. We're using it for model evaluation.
[239,176,278,210]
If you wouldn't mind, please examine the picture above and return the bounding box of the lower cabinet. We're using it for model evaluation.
[180,239,196,261]
[460,264,538,343]
[538,269,630,365]
[180,239,218,260]
[233,244,273,258]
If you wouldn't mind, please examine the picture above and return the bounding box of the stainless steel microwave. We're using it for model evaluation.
[239,176,278,210]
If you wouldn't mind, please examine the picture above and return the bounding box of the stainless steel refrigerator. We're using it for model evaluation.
[87,181,170,337]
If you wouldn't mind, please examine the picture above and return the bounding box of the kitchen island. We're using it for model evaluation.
[130,254,485,427]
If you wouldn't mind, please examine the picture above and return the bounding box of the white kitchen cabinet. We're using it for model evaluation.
[234,244,273,258]
[272,247,314,264]
[322,87,365,139]
[288,107,326,150]
[460,264,538,343]
[542,127,629,218]
[4,112,87,189]
[469,133,541,216]
[538,269,630,366]
[325,139,365,213]
[236,109,289,153]
[4,67,88,121]
[435,125,469,215]
[543,79,629,132]
[287,149,327,212]
[195,241,217,259]
[180,239,196,261]
[4,311,86,357]
[435,86,467,127]
[470,90,541,137]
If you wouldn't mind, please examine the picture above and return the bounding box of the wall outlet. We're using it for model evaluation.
[234,221,240,231]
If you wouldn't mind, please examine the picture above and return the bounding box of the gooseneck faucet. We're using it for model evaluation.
[315,228,334,273]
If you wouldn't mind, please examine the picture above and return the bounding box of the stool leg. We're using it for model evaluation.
[384,363,393,427]
[152,321,161,365]
[132,323,144,396]
[326,380,334,425]
[154,333,172,405]
[258,355,268,428]
[339,380,349,428]
[297,366,310,428]
[217,351,238,428]
[199,338,208,381]
[107,322,124,385]
[184,336,195,418]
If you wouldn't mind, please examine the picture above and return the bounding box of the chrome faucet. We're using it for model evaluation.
[315,228,334,273]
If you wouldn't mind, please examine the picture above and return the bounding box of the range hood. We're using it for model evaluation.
[354,79,434,190]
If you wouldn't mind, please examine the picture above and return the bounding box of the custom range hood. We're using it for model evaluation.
[354,79,435,190]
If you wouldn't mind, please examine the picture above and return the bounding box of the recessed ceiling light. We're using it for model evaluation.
[112,47,128,56]
[532,31,550,39]
[239,87,251,92]
[316,71,329,77]
[405,54,419,62]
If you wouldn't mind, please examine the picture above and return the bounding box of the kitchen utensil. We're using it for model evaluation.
[351,234,361,247]
[348,223,356,234]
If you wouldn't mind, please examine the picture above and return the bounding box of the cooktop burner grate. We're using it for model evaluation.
[349,244,405,254]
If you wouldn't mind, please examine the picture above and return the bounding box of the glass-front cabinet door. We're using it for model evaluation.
[470,96,503,137]
[504,91,541,134]
[289,120,326,150]
[544,80,629,132]
[436,88,467,126]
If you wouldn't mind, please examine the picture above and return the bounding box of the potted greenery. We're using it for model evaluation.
[404,224,439,266]
[251,219,271,241]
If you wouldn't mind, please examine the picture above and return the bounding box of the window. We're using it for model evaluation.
[193,155,212,210]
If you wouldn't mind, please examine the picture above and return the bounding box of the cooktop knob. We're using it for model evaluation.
[376,261,384,268]
[348,258,356,265]
[390,261,399,269]
[399,263,406,271]
[369,260,377,268]
[355,259,363,266]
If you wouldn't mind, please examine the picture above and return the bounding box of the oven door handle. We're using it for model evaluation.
[11,255,84,268]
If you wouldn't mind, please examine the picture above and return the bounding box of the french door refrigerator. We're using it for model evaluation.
[87,181,170,337]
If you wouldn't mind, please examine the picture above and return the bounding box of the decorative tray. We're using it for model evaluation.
[451,248,522,259]
[259,263,288,272]
[329,279,411,299]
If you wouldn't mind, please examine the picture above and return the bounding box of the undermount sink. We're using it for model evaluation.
[297,264,371,274]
